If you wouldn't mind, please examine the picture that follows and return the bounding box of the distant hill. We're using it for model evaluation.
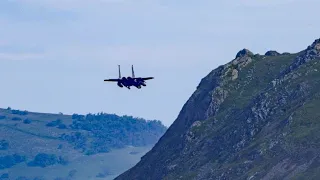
[0,107,167,180]
[115,38,320,180]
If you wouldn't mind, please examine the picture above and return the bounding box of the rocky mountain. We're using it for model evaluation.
[0,108,167,180]
[115,38,320,180]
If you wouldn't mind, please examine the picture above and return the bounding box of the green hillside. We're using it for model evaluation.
[0,107,167,180]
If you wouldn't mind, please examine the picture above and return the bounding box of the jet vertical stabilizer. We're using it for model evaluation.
[118,65,121,78]
[132,65,135,78]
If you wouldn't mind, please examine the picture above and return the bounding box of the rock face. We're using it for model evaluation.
[265,50,280,56]
[235,48,254,58]
[115,38,320,180]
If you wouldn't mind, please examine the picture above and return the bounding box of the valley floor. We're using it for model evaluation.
[0,146,152,180]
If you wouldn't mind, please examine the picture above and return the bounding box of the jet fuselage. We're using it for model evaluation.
[117,77,145,89]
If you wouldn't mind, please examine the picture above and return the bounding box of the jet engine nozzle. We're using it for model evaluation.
[117,82,123,87]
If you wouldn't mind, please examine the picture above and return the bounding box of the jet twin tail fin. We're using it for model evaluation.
[117,65,152,80]
[117,65,135,78]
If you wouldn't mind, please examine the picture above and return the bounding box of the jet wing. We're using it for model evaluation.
[141,77,154,80]
[104,79,119,82]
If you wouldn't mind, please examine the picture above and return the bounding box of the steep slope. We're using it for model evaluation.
[0,108,167,180]
[115,38,320,180]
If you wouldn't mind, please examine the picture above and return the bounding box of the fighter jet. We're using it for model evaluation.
[104,65,154,89]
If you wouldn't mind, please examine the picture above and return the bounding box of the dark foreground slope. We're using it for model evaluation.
[0,108,166,180]
[115,38,320,180]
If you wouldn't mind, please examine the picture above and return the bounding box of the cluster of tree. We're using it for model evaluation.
[27,153,68,168]
[11,110,28,115]
[0,152,68,170]
[60,132,88,152]
[60,113,167,155]
[0,154,26,169]
[70,113,166,136]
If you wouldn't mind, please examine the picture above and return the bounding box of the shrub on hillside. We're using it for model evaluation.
[23,118,32,124]
[0,140,9,150]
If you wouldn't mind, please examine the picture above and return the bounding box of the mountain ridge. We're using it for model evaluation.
[115,37,320,180]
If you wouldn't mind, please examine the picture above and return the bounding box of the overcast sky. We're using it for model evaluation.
[0,0,319,126]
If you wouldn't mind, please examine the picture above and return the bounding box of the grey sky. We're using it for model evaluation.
[0,0,319,126]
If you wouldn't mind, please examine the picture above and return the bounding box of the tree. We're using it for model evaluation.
[23,118,32,124]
